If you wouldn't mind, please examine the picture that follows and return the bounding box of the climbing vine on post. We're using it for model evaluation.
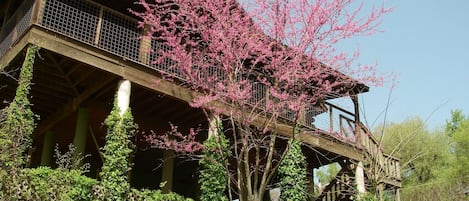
[98,86,137,200]
[199,118,231,201]
[278,138,308,201]
[0,44,40,199]
[0,44,40,169]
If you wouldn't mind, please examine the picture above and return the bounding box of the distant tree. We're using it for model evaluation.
[446,110,469,180]
[316,163,340,186]
[133,0,390,200]
[378,115,469,201]
[377,117,449,185]
[451,120,469,179]
[445,109,466,137]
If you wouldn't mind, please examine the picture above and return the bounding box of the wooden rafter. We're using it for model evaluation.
[34,76,117,138]
[44,53,80,96]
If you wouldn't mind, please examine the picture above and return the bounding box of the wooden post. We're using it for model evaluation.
[94,7,104,45]
[31,0,45,24]
[161,149,175,193]
[117,80,131,116]
[355,161,366,196]
[139,25,151,65]
[208,113,221,138]
[40,131,54,166]
[329,104,333,132]
[72,108,89,164]
[298,105,306,125]
[395,188,401,201]
[308,168,315,201]
[351,95,362,144]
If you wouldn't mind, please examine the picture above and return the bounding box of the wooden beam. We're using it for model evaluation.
[44,53,80,96]
[26,27,364,160]
[71,68,96,87]
[34,76,116,138]
[1,0,12,30]
[0,27,30,70]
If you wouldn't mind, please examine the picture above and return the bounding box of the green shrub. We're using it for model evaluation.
[0,167,97,201]
[25,167,96,201]
[127,188,193,201]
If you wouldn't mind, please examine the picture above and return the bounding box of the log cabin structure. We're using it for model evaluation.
[0,0,401,200]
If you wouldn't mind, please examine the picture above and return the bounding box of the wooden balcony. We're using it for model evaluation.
[0,0,400,192]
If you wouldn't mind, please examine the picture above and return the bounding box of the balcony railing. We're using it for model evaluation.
[1,0,326,134]
[0,0,400,183]
[0,0,35,56]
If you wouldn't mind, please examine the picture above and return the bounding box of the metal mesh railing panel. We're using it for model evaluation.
[0,0,34,56]
[149,39,182,78]
[98,10,141,62]
[304,104,325,128]
[40,0,99,45]
[249,82,266,106]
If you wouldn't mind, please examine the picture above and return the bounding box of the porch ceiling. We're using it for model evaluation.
[0,48,207,140]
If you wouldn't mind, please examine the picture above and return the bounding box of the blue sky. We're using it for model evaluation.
[342,0,469,129]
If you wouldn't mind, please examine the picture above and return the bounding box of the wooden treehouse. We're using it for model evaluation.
[0,0,401,200]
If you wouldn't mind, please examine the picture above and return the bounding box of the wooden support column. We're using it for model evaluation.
[161,149,175,193]
[308,168,315,201]
[40,131,54,166]
[208,113,221,138]
[351,95,362,144]
[72,108,89,164]
[355,161,366,196]
[395,188,401,201]
[117,80,131,115]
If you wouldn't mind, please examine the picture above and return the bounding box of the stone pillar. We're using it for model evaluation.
[161,149,175,193]
[40,131,54,166]
[72,108,89,163]
[355,161,366,195]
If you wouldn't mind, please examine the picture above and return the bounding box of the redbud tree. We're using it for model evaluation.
[133,0,390,200]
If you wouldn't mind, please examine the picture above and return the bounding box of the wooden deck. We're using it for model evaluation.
[0,0,401,194]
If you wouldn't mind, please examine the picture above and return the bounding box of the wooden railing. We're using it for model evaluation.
[0,0,35,56]
[359,123,401,182]
[316,168,354,201]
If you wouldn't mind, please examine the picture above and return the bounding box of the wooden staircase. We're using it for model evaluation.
[358,122,401,187]
[315,167,355,201]
[314,103,401,200]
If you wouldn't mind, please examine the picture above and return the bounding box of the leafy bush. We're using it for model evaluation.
[127,188,193,201]
[0,167,96,201]
[26,167,96,201]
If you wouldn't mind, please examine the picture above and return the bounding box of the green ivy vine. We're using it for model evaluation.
[97,97,137,201]
[198,118,231,201]
[0,44,39,169]
[278,138,309,201]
